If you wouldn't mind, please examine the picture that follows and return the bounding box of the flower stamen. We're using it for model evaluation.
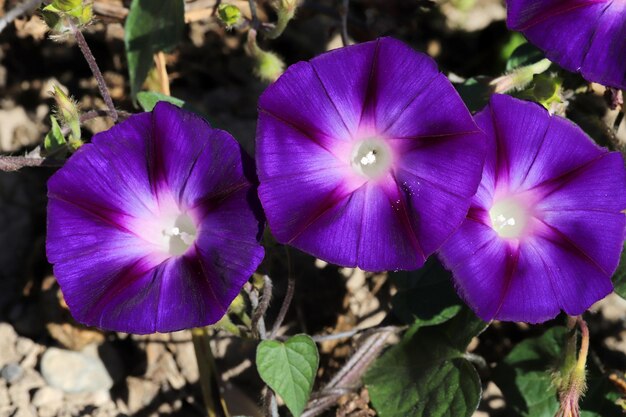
[351,138,392,179]
[163,213,197,256]
[489,197,530,239]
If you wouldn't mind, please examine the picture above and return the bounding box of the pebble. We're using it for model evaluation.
[125,376,160,414]
[32,386,64,410]
[1,363,24,384]
[40,346,114,393]
[0,323,20,367]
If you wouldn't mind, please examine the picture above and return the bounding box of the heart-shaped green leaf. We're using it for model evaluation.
[365,308,487,417]
[256,334,319,417]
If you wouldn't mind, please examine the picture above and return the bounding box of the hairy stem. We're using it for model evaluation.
[71,22,118,122]
[576,316,589,374]
[251,275,273,339]
[269,247,295,339]
[248,0,259,29]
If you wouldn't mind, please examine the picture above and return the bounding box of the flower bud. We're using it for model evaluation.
[217,4,242,29]
[266,0,298,39]
[41,0,93,35]
[43,116,68,157]
[490,58,551,93]
[246,30,284,82]
[554,318,589,417]
[52,85,81,143]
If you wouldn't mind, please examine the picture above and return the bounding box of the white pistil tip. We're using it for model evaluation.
[351,138,392,179]
[489,198,529,239]
[163,213,197,256]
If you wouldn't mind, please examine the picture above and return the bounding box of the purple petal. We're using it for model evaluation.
[492,241,561,323]
[47,197,164,332]
[581,2,626,90]
[48,113,157,221]
[506,0,609,72]
[256,114,353,244]
[506,0,626,89]
[535,152,626,274]
[394,135,485,255]
[382,73,479,139]
[358,181,425,270]
[290,180,425,270]
[527,234,614,316]
[519,114,604,189]
[439,219,511,321]
[258,61,354,143]
[310,41,378,135]
[362,38,440,132]
[486,95,552,191]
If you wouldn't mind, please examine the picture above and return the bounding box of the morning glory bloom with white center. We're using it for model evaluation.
[256,37,486,271]
[440,94,626,323]
[46,102,265,334]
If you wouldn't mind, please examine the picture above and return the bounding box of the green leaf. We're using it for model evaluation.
[391,257,462,327]
[124,0,184,101]
[256,334,319,417]
[43,116,67,157]
[493,326,622,417]
[136,91,185,111]
[506,43,545,71]
[365,308,486,417]
[612,243,626,299]
[454,76,491,113]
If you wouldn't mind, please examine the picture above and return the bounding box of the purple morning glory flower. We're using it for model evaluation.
[439,94,626,323]
[507,0,626,89]
[46,102,265,334]
[256,37,486,271]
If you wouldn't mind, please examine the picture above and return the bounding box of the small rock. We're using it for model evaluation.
[159,352,185,390]
[172,341,198,383]
[0,323,19,368]
[40,346,113,393]
[32,386,64,410]
[125,376,160,414]
[0,380,10,411]
[8,369,44,408]
[0,107,39,152]
[1,363,23,384]
[90,389,113,406]
[9,406,38,417]
[15,338,35,359]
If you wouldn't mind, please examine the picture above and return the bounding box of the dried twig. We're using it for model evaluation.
[0,155,61,172]
[0,0,42,34]
[301,328,397,417]
[251,275,273,339]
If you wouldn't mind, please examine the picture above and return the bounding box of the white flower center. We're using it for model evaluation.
[488,197,530,239]
[162,213,197,256]
[351,138,392,179]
